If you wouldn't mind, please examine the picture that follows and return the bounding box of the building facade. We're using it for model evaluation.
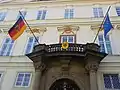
[0,0,120,90]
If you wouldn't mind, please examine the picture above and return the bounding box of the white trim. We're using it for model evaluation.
[14,72,32,87]
[24,36,40,54]
[0,37,15,56]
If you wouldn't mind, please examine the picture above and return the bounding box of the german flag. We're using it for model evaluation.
[8,16,27,40]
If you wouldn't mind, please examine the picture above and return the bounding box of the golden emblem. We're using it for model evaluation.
[61,42,69,49]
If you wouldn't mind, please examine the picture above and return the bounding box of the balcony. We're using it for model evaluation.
[26,43,107,63]
[31,43,100,56]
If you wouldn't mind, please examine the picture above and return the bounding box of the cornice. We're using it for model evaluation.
[0,16,120,27]
[0,0,119,9]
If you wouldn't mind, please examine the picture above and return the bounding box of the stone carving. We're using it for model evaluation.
[90,25,103,31]
[57,25,79,35]
[60,59,70,76]
[26,27,47,35]
[85,63,99,72]
[116,25,120,30]
[34,61,46,71]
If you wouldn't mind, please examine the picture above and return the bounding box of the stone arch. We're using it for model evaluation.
[47,75,84,90]
[49,78,80,90]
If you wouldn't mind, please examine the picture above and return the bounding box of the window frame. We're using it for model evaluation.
[17,11,27,20]
[59,35,76,43]
[103,74,120,90]
[64,8,74,19]
[0,37,14,56]
[36,10,47,20]
[116,7,120,16]
[98,34,112,54]
[0,11,7,21]
[14,72,32,87]
[93,7,104,18]
[25,36,40,54]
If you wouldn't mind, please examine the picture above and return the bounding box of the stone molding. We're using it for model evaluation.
[60,59,70,76]
[26,27,47,35]
[85,63,99,72]
[90,25,103,31]
[0,28,9,33]
[34,61,46,71]
[47,73,84,90]
[91,24,115,31]
[57,25,79,35]
[116,25,120,30]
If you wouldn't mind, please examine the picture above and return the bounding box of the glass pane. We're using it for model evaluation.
[37,11,42,20]
[18,73,24,78]
[25,74,30,78]
[98,35,103,41]
[42,10,46,20]
[68,36,73,43]
[15,73,24,86]
[29,37,34,43]
[16,81,22,86]
[98,8,103,17]
[5,38,10,43]
[17,77,23,82]
[105,35,109,41]
[106,44,111,49]
[6,44,13,56]
[0,12,6,21]
[25,44,32,54]
[70,9,74,18]
[22,73,30,86]
[64,9,69,19]
[62,36,67,42]
[93,8,98,17]
[103,74,112,89]
[22,82,29,86]
[116,7,120,16]
[111,74,120,89]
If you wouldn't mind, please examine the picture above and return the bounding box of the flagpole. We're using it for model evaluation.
[93,6,111,43]
[19,11,40,45]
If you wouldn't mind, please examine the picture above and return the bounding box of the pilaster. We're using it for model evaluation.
[33,61,46,90]
[85,62,99,90]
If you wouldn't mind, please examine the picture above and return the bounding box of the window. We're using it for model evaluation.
[25,37,39,54]
[0,38,14,56]
[17,11,27,20]
[37,10,47,20]
[98,35,112,54]
[116,7,120,16]
[0,12,7,21]
[15,72,32,87]
[93,7,103,18]
[64,9,74,19]
[103,74,120,89]
[60,35,75,43]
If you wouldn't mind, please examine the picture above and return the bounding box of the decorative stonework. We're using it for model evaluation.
[85,63,99,72]
[0,28,9,33]
[26,27,47,35]
[116,25,120,30]
[34,61,46,71]
[90,25,103,31]
[91,24,115,31]
[0,29,2,33]
[57,25,79,35]
[60,59,70,76]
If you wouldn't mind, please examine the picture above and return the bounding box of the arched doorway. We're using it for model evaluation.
[50,78,80,90]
